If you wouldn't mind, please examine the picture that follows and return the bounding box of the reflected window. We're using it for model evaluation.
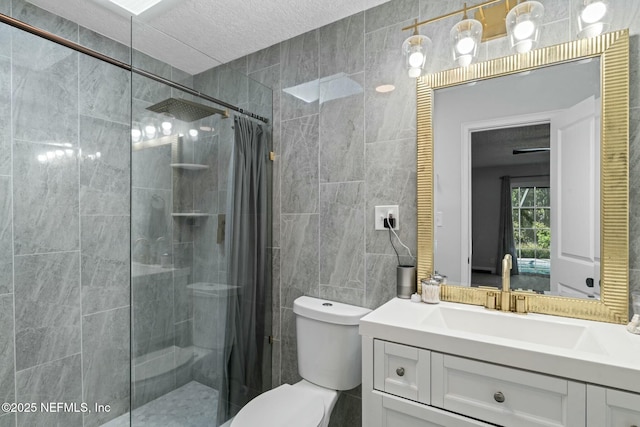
[512,186,550,276]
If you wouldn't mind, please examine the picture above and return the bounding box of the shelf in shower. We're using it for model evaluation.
[171,213,213,217]
[170,163,210,170]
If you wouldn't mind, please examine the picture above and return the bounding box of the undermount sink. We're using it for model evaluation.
[422,304,607,354]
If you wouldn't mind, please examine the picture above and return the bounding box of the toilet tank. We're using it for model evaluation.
[293,296,371,390]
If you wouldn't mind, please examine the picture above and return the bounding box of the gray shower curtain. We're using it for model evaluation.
[218,116,270,424]
[496,176,519,276]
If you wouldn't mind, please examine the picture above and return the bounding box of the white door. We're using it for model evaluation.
[550,96,600,297]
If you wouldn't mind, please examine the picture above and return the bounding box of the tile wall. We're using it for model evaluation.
[226,0,640,425]
[0,1,131,426]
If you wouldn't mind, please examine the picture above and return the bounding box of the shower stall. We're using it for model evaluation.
[0,3,272,427]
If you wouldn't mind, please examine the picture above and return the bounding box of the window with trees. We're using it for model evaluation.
[512,186,550,276]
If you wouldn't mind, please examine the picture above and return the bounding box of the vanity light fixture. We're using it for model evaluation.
[450,4,483,67]
[401,22,431,78]
[506,0,544,53]
[402,0,547,76]
[576,0,610,39]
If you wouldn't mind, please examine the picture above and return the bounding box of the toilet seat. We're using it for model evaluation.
[231,384,325,427]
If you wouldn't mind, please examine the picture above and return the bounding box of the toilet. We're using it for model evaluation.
[231,296,371,427]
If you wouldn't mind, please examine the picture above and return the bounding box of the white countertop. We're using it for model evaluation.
[359,298,640,393]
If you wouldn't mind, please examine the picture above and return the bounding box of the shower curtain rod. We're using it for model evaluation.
[0,12,270,125]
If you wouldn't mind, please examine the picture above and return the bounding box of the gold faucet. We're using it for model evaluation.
[500,254,512,311]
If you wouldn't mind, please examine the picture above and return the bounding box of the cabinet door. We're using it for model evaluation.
[431,353,586,427]
[587,385,640,426]
[378,392,493,427]
[374,339,430,404]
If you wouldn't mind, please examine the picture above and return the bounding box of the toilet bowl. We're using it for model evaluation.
[231,380,338,427]
[230,296,370,427]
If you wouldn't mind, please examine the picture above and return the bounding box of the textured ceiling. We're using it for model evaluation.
[27,0,390,74]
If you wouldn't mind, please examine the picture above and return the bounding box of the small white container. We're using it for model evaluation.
[421,278,441,304]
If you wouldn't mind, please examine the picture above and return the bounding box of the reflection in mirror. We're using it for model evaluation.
[432,58,601,299]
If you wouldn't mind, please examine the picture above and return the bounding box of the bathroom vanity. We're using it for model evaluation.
[360,298,640,427]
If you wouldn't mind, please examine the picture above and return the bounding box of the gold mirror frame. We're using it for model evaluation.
[417,30,629,324]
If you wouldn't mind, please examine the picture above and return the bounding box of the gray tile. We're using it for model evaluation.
[0,294,14,405]
[0,414,15,427]
[365,139,417,256]
[193,67,220,99]
[319,12,365,78]
[272,123,281,248]
[132,272,175,358]
[80,116,130,216]
[248,44,280,74]
[14,252,81,371]
[12,31,78,145]
[280,30,319,120]
[131,188,171,253]
[365,254,413,309]
[365,0,418,33]
[319,285,364,307]
[271,339,282,388]
[0,56,9,175]
[364,21,416,143]
[320,182,365,289]
[79,27,130,64]
[79,55,131,124]
[226,56,248,74]
[281,214,319,308]
[13,140,79,255]
[15,354,83,427]
[11,0,78,41]
[248,70,275,121]
[0,0,8,16]
[272,248,281,340]
[132,143,172,191]
[173,273,192,324]
[218,65,249,107]
[280,308,301,385]
[81,216,129,315]
[281,114,319,214]
[132,348,176,408]
[0,177,11,295]
[328,392,362,427]
[631,32,640,111]
[82,308,130,427]
[217,118,234,191]
[538,0,571,24]
[131,67,171,105]
[320,72,364,183]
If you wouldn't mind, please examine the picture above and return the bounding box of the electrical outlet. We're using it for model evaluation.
[374,205,399,230]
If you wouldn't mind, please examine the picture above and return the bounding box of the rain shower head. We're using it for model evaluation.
[146,97,228,122]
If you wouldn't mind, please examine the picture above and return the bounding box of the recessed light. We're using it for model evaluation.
[108,0,163,15]
[375,84,396,93]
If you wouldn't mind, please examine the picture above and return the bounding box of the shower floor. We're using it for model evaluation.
[102,381,218,427]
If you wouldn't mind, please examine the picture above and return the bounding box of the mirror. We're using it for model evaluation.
[416,30,629,323]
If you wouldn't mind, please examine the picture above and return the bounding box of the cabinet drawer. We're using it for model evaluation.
[431,353,585,427]
[374,339,430,404]
[587,385,640,426]
[379,392,493,427]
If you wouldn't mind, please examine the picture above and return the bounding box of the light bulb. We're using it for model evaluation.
[37,154,47,163]
[408,50,424,68]
[131,128,142,142]
[55,150,64,158]
[513,20,535,40]
[581,1,606,24]
[515,40,533,53]
[161,121,172,131]
[144,125,157,139]
[456,54,472,67]
[189,129,198,138]
[408,67,422,78]
[456,37,475,55]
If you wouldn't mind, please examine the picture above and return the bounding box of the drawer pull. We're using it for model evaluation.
[396,367,405,377]
[493,391,505,403]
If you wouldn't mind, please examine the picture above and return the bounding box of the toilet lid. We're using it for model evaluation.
[231,384,325,427]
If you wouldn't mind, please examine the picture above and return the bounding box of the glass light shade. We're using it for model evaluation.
[450,18,482,67]
[576,0,609,39]
[402,34,431,78]
[506,1,544,53]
